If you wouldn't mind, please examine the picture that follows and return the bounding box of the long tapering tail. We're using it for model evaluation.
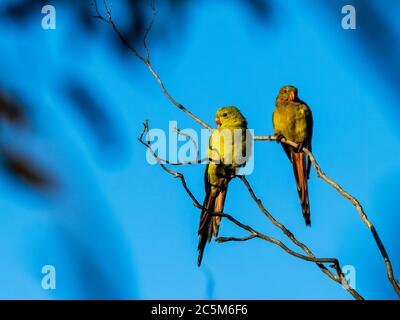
[197,190,227,266]
[291,150,311,226]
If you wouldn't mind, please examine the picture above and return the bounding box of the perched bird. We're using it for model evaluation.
[272,85,313,226]
[198,106,250,266]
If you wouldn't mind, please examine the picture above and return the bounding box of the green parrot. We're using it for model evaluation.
[198,106,250,266]
[272,85,313,226]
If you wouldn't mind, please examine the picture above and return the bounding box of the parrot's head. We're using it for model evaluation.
[215,106,247,128]
[277,85,298,102]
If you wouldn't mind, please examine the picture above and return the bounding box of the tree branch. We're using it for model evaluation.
[139,122,363,300]
[92,0,212,131]
[254,137,400,296]
[138,120,206,165]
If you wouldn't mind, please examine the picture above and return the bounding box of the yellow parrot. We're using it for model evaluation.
[272,85,313,226]
[198,106,250,266]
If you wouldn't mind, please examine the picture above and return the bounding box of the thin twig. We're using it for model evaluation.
[138,120,206,165]
[92,0,212,131]
[143,0,156,63]
[173,126,200,163]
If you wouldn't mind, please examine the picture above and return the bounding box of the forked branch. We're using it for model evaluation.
[254,136,400,296]
[92,0,212,131]
[139,121,362,300]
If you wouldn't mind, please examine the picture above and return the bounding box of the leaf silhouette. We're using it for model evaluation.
[0,149,56,191]
[0,92,27,128]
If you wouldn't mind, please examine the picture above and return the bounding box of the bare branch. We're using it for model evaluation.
[138,122,363,300]
[254,136,400,296]
[92,0,212,130]
[143,0,156,63]
[138,120,207,166]
[304,146,400,295]
[216,234,257,243]
[92,0,148,64]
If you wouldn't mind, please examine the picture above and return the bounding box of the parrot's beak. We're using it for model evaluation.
[215,118,221,125]
[288,92,295,101]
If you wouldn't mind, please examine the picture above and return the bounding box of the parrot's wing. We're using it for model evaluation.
[199,164,212,232]
[305,104,313,179]
[198,164,214,266]
[198,163,230,266]
[208,129,225,165]
[204,164,210,192]
[273,105,291,160]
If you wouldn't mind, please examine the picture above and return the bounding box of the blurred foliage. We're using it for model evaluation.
[0,92,56,191]
[0,92,27,128]
[0,149,56,191]
[1,0,270,51]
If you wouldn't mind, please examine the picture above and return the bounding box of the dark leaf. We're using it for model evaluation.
[1,149,56,191]
[0,92,27,127]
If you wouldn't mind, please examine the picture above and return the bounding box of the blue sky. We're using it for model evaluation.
[0,0,399,299]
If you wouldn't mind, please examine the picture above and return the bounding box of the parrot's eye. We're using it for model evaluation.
[222,113,228,117]
[284,89,287,93]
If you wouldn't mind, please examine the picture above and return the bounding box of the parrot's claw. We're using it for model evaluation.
[276,134,286,144]
[296,143,304,153]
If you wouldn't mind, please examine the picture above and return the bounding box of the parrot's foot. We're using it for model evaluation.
[276,134,286,144]
[296,142,305,153]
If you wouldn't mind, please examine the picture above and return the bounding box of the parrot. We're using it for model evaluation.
[197,106,250,266]
[272,85,313,226]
